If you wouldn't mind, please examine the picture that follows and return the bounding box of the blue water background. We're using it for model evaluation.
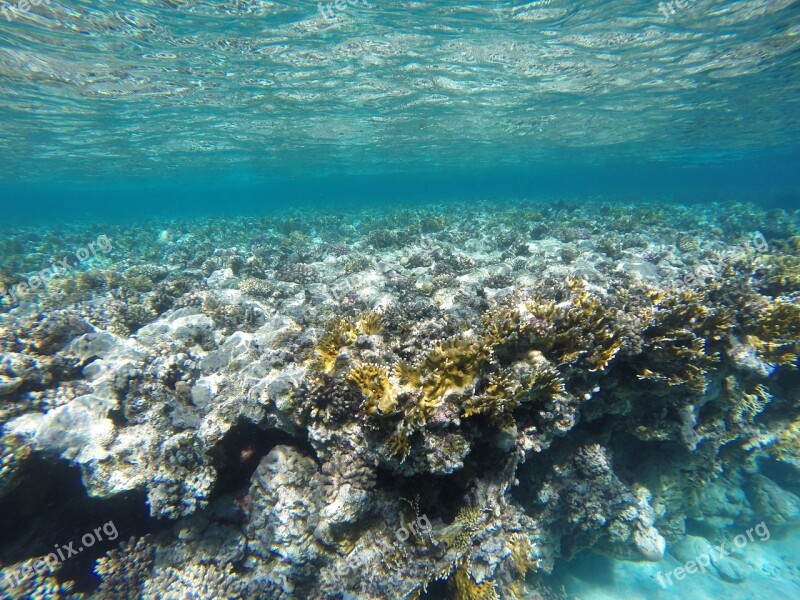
[1,0,798,223]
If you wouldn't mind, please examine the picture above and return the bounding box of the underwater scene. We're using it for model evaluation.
[1,1,800,599]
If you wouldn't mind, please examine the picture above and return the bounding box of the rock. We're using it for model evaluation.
[746,474,800,526]
[670,534,752,583]
[207,268,239,290]
[714,552,752,583]
[670,534,713,564]
[633,524,666,561]
[245,446,322,593]
[6,394,116,462]
[0,375,22,396]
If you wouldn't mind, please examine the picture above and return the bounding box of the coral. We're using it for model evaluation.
[315,317,358,374]
[386,424,413,462]
[240,277,274,298]
[202,294,265,336]
[147,431,218,519]
[0,556,80,600]
[306,374,363,423]
[508,533,535,588]
[316,451,376,550]
[143,563,244,600]
[485,280,625,373]
[446,556,499,600]
[1,202,799,600]
[347,362,397,416]
[770,415,800,464]
[634,288,729,394]
[245,446,323,594]
[415,337,488,418]
[462,361,565,428]
[677,234,699,252]
[357,311,383,335]
[755,244,800,296]
[94,536,155,600]
[277,262,320,284]
[744,299,800,367]
[0,434,31,500]
[532,443,664,561]
[724,376,771,425]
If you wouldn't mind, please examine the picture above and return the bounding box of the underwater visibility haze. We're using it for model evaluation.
[1,1,800,599]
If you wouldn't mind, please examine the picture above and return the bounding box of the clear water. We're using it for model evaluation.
[1,1,799,600]
[1,0,799,212]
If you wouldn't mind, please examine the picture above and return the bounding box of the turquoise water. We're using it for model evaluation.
[2,0,799,211]
[1,1,800,599]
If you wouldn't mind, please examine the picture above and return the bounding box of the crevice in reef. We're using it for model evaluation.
[373,430,516,525]
[375,467,468,523]
[208,420,316,500]
[0,454,157,593]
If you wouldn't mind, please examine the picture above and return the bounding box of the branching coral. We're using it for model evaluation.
[446,555,499,600]
[0,557,78,600]
[462,362,565,428]
[634,289,729,395]
[0,434,31,500]
[770,415,800,464]
[143,563,245,600]
[347,362,397,415]
[315,317,358,373]
[755,237,800,296]
[357,311,383,335]
[95,536,155,600]
[386,423,414,462]
[483,280,625,373]
[398,337,489,431]
[724,376,772,424]
[419,337,488,403]
[745,299,800,367]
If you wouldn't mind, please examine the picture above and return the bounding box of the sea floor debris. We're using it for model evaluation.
[0,198,799,599]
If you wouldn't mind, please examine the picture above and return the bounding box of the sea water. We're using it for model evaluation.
[1,1,799,599]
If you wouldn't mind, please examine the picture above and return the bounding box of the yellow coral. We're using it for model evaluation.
[771,416,800,462]
[438,506,489,553]
[463,372,518,421]
[386,427,412,462]
[724,376,772,423]
[462,361,564,427]
[347,363,397,415]
[483,284,627,374]
[420,338,487,400]
[635,289,729,394]
[357,311,383,335]
[315,317,358,373]
[395,360,421,387]
[447,557,499,600]
[756,247,800,295]
[745,299,800,367]
[509,533,533,579]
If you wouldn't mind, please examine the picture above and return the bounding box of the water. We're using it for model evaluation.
[0,1,799,599]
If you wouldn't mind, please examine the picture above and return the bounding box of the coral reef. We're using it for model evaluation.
[0,200,798,599]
